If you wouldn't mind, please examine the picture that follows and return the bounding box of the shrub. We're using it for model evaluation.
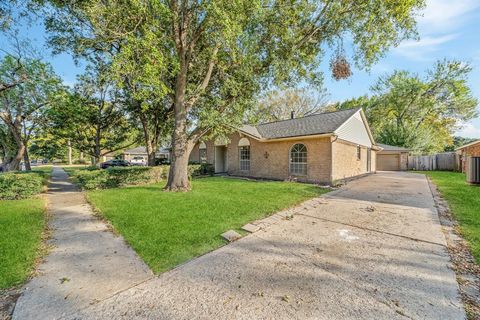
[71,164,213,190]
[72,166,164,190]
[0,172,45,200]
[188,163,214,177]
[73,170,109,190]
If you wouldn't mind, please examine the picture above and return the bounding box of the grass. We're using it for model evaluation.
[87,177,328,273]
[0,165,50,289]
[0,198,46,289]
[61,165,91,176]
[30,165,53,175]
[422,171,480,264]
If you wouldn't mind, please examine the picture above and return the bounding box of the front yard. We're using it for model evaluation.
[423,171,480,264]
[0,199,46,289]
[86,177,328,273]
[0,166,51,289]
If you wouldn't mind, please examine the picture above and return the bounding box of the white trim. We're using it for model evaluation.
[238,137,250,147]
[289,143,308,176]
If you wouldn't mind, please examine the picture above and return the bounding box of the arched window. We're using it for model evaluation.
[199,141,207,163]
[238,138,250,171]
[290,143,307,176]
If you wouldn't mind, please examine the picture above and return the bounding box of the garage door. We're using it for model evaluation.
[377,154,400,171]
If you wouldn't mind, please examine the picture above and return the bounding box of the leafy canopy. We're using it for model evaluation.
[335,60,478,154]
[44,0,425,138]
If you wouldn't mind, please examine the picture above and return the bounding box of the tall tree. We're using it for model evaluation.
[335,60,478,154]
[0,55,64,171]
[49,66,137,164]
[248,88,329,124]
[44,0,173,166]
[44,0,425,190]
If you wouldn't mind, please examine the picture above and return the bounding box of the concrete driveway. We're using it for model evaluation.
[67,172,464,320]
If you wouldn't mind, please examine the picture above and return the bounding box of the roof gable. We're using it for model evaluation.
[334,109,375,147]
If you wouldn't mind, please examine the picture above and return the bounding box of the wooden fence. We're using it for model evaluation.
[407,152,460,171]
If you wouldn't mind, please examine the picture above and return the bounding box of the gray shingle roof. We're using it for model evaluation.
[242,108,359,139]
[377,143,410,151]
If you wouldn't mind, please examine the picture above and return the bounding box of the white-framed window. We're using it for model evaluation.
[238,137,250,171]
[239,146,250,171]
[357,145,361,160]
[290,143,307,176]
[199,141,207,163]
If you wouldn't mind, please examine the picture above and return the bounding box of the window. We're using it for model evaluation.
[238,137,250,171]
[290,143,307,176]
[357,146,361,160]
[239,146,250,171]
[199,142,207,163]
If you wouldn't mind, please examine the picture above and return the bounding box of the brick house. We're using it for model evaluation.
[456,140,480,173]
[189,108,380,185]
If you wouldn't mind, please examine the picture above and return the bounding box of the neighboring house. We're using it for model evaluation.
[121,146,170,162]
[190,108,380,185]
[376,144,411,171]
[455,139,480,173]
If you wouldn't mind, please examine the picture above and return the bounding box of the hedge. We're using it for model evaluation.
[0,172,46,200]
[72,164,214,190]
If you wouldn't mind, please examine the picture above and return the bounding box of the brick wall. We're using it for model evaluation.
[191,132,375,185]
[228,133,332,184]
[331,139,371,182]
[191,132,332,184]
[460,143,480,172]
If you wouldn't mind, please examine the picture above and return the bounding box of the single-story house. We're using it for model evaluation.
[376,144,411,171]
[121,146,170,162]
[455,139,480,173]
[190,108,381,185]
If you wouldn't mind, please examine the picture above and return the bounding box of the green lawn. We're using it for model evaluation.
[0,198,46,288]
[422,171,480,264]
[87,177,328,273]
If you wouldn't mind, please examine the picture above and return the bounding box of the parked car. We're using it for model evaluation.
[100,159,131,169]
[130,156,147,166]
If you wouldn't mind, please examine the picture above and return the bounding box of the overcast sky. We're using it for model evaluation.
[2,0,480,138]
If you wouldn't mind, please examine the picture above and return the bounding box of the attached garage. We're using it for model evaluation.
[377,154,400,171]
[377,144,410,171]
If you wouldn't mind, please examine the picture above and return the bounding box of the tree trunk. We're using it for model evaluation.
[67,139,72,165]
[141,118,157,167]
[4,126,25,171]
[147,148,156,166]
[165,133,192,191]
[5,143,24,171]
[165,55,192,190]
[23,147,31,171]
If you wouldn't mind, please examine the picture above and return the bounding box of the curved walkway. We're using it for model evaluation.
[13,167,152,320]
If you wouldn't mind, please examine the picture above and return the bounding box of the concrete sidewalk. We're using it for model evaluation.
[13,167,152,320]
[65,172,465,320]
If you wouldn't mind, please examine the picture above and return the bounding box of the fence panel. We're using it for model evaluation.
[407,152,457,171]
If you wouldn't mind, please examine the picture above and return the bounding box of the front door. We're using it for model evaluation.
[215,146,227,173]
